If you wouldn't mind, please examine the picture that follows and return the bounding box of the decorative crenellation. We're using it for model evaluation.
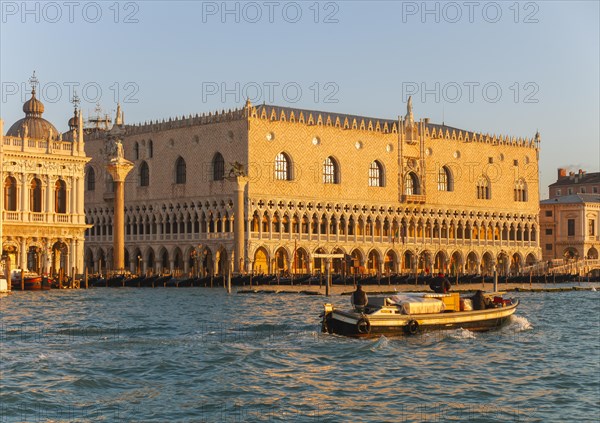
[81,101,539,150]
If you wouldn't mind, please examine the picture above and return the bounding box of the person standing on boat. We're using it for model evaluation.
[430,273,451,294]
[351,284,368,312]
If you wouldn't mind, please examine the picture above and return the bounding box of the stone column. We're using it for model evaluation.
[21,174,28,219]
[20,238,27,270]
[232,176,249,274]
[69,239,75,273]
[106,153,133,273]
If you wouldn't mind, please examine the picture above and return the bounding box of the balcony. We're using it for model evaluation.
[3,211,20,221]
[55,214,70,223]
[402,194,426,204]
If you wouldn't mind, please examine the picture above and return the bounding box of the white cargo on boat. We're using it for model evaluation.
[387,294,445,314]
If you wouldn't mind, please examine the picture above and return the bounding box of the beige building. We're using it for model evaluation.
[540,194,600,262]
[1,75,90,275]
[83,98,541,277]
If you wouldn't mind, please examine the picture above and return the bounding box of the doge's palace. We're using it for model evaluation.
[83,97,541,278]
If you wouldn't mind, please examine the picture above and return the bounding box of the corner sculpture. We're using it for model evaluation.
[228,161,246,178]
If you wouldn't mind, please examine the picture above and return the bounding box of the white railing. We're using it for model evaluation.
[55,214,70,223]
[2,136,76,155]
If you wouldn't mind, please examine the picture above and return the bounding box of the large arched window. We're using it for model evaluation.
[274,152,292,181]
[514,179,527,202]
[368,160,384,187]
[134,142,139,160]
[175,157,186,184]
[55,180,67,213]
[477,176,490,199]
[323,156,339,184]
[404,172,420,195]
[140,161,150,186]
[86,167,95,191]
[30,178,42,212]
[437,165,453,191]
[4,176,17,211]
[213,152,225,181]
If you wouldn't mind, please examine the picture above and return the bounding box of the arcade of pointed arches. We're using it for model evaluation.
[84,197,540,276]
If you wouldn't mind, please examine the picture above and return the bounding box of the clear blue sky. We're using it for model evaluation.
[1,0,598,197]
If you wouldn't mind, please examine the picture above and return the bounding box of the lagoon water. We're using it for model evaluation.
[1,288,598,422]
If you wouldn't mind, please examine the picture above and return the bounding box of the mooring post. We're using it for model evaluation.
[85,267,88,289]
[21,269,25,291]
[325,258,331,297]
[71,267,75,289]
[530,271,533,288]
[493,270,498,293]
[226,261,232,294]
[6,259,11,292]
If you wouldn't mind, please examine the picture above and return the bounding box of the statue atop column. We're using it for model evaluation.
[228,161,246,178]
[110,138,125,162]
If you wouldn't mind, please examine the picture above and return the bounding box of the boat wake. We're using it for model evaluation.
[448,328,476,340]
[507,315,533,332]
[370,335,389,351]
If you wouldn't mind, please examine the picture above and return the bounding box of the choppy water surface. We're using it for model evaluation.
[1,288,599,422]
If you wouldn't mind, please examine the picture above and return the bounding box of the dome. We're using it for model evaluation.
[6,89,60,140]
[7,117,59,140]
[23,92,44,116]
[68,113,78,129]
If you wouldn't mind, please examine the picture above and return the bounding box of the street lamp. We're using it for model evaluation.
[137,255,142,275]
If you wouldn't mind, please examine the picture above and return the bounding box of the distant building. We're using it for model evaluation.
[540,193,600,262]
[1,73,90,275]
[549,168,600,199]
[82,98,541,277]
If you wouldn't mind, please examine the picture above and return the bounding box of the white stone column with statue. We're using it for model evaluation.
[105,129,134,273]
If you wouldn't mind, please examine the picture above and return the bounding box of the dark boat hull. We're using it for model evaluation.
[11,276,51,291]
[323,300,519,338]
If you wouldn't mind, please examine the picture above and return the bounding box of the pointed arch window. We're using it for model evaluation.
[477,176,490,199]
[437,165,453,191]
[4,176,17,211]
[175,157,186,184]
[323,156,339,184]
[134,142,139,160]
[55,180,67,213]
[140,161,150,186]
[86,167,95,191]
[30,178,42,212]
[514,179,527,202]
[275,152,292,181]
[404,172,420,195]
[369,160,384,187]
[147,140,153,158]
[213,152,225,181]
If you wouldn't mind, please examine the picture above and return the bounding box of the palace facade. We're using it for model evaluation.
[83,98,541,277]
[1,77,90,275]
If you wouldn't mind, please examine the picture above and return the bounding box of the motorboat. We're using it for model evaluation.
[10,270,51,291]
[321,291,519,337]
